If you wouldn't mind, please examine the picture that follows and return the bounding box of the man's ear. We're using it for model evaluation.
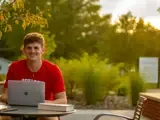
[42,48,45,54]
[21,48,25,54]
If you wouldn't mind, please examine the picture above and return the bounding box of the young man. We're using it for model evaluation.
[0,32,67,120]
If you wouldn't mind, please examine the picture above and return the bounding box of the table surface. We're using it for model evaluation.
[0,106,76,117]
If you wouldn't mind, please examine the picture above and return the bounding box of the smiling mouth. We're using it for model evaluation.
[29,54,36,57]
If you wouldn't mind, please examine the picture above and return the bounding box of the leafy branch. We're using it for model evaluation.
[0,0,48,39]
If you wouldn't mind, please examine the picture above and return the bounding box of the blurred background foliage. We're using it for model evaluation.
[0,0,159,106]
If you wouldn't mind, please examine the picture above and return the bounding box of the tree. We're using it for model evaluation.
[97,11,160,64]
[97,12,137,63]
[46,0,110,59]
[0,0,47,38]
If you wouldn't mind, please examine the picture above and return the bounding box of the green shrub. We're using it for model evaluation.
[0,74,6,81]
[56,53,124,104]
[145,83,157,89]
[116,76,130,96]
[56,58,82,99]
[82,68,102,105]
[117,84,128,96]
[129,72,146,106]
[101,65,121,95]
[78,53,108,104]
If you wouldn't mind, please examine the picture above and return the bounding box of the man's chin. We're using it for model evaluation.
[27,57,38,61]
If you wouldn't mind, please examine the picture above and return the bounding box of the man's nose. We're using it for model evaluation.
[30,48,36,52]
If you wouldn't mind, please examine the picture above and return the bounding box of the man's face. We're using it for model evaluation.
[23,42,44,61]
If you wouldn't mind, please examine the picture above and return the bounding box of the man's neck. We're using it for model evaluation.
[26,59,42,72]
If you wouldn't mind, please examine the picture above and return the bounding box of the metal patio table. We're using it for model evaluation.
[0,106,76,120]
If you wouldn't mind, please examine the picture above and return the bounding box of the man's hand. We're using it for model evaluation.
[0,94,8,104]
[0,88,8,104]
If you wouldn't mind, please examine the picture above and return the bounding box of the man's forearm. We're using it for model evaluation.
[45,98,67,104]
[0,88,8,104]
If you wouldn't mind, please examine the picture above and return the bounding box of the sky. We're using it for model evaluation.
[99,0,160,29]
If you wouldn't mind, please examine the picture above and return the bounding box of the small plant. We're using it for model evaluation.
[116,75,130,96]
[117,85,128,96]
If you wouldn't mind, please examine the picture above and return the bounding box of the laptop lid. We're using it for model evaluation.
[8,80,45,106]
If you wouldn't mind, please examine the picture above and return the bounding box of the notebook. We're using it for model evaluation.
[38,103,74,112]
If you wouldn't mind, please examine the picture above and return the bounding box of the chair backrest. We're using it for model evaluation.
[133,96,147,120]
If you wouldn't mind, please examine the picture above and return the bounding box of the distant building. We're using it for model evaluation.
[0,57,11,74]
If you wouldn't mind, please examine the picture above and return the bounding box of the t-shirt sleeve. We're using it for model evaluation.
[4,63,15,88]
[52,65,65,94]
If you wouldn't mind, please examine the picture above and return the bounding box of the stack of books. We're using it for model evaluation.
[38,103,74,112]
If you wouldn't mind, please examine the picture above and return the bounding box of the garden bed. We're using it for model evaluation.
[68,95,133,110]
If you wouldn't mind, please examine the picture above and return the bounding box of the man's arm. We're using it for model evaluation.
[46,64,67,104]
[0,88,8,103]
[45,92,67,104]
[0,63,14,104]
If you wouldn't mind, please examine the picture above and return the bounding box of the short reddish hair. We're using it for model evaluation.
[23,32,45,47]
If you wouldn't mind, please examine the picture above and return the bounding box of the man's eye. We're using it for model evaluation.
[34,47,39,49]
[27,47,31,49]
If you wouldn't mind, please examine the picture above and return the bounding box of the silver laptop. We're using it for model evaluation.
[8,80,45,106]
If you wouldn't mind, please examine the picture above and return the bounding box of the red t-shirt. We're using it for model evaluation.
[4,59,65,100]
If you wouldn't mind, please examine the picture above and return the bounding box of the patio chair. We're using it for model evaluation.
[93,96,147,120]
